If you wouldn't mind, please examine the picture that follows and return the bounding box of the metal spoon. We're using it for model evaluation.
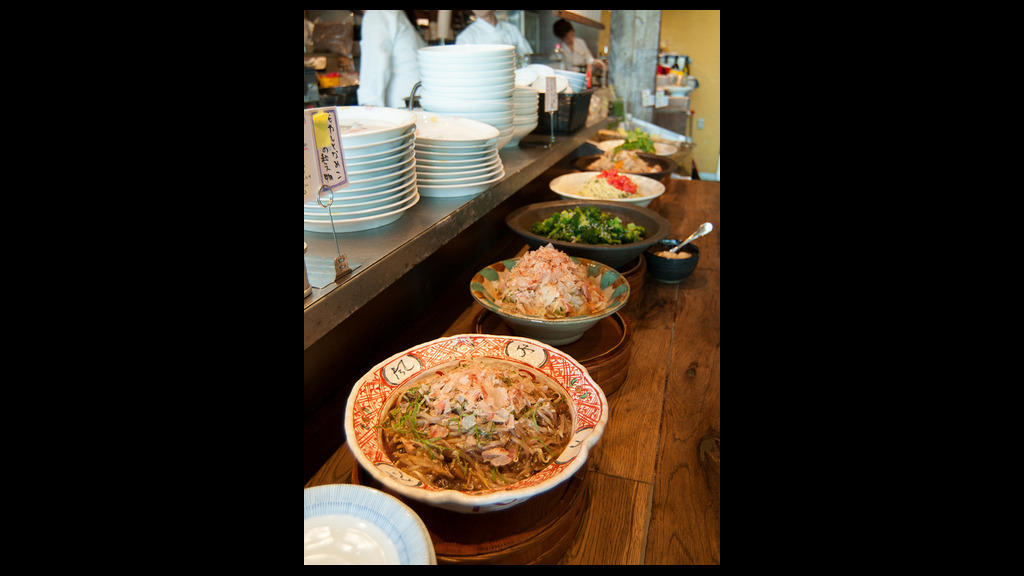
[670,222,713,253]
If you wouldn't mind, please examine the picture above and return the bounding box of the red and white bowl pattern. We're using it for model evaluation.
[344,334,608,513]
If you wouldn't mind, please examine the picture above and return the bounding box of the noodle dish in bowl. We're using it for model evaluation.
[344,334,608,514]
[549,170,666,208]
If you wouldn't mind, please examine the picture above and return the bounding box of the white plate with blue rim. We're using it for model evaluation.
[304,484,436,565]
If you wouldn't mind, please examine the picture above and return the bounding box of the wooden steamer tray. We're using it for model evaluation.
[352,463,589,564]
[473,310,632,397]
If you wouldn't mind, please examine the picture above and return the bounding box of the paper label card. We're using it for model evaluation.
[544,76,558,113]
[309,109,349,198]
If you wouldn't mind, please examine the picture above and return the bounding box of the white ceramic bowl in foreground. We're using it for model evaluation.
[344,334,608,513]
[304,483,435,564]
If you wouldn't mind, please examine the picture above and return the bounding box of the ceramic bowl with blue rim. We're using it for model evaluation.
[304,483,436,564]
[470,255,630,346]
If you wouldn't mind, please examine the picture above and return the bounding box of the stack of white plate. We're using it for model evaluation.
[505,86,539,148]
[554,69,587,93]
[414,112,505,198]
[417,44,516,149]
[303,106,419,233]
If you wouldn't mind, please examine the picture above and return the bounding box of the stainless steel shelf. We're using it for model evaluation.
[303,120,608,350]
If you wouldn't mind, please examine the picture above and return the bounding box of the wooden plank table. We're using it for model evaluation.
[305,178,720,564]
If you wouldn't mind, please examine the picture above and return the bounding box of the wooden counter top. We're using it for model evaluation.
[305,178,720,564]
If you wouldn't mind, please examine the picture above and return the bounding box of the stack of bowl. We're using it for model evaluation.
[303,106,419,233]
[553,69,587,93]
[417,44,516,149]
[413,112,505,198]
[506,86,539,148]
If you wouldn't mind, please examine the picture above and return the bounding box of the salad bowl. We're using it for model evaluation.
[506,200,670,269]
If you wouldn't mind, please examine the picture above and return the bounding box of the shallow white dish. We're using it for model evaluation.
[452,109,513,123]
[305,189,417,220]
[305,177,415,207]
[413,152,497,170]
[418,74,514,89]
[418,43,514,59]
[345,139,415,169]
[414,140,494,153]
[415,145,498,160]
[548,171,666,208]
[342,130,415,159]
[343,160,415,192]
[324,170,415,200]
[327,106,418,147]
[304,484,435,565]
[420,69,514,83]
[413,153,497,169]
[420,94,513,114]
[303,193,420,233]
[414,113,500,144]
[422,84,515,100]
[418,170,504,198]
[422,79,514,92]
[347,148,415,176]
[414,166,502,186]
[420,59,513,73]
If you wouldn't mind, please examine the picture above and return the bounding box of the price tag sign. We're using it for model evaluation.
[544,76,558,113]
[303,108,349,204]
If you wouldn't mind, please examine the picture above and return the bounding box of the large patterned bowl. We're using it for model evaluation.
[344,334,608,513]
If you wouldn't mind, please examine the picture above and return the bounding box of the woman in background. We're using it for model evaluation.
[553,18,594,70]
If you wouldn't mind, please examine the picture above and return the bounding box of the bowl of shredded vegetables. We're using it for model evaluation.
[470,244,631,346]
[506,200,670,269]
[344,333,609,513]
[549,169,666,208]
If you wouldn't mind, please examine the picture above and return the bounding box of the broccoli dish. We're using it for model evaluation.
[530,206,646,245]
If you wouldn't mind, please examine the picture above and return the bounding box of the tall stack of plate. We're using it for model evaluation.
[506,86,539,148]
[303,106,419,233]
[414,112,505,198]
[417,44,516,149]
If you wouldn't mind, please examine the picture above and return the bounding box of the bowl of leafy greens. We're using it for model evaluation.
[506,200,670,269]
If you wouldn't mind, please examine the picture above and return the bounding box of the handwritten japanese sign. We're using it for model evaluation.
[303,108,349,204]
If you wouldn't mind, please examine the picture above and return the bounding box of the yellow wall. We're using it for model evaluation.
[659,10,720,178]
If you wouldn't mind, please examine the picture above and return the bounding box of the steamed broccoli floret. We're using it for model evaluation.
[530,207,645,245]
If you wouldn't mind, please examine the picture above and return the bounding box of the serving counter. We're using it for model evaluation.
[304,172,721,564]
[304,121,610,350]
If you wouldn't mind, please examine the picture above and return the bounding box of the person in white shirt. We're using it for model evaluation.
[553,18,595,70]
[357,10,426,108]
[456,10,533,62]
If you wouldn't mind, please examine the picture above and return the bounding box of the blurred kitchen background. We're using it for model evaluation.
[304,10,719,181]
